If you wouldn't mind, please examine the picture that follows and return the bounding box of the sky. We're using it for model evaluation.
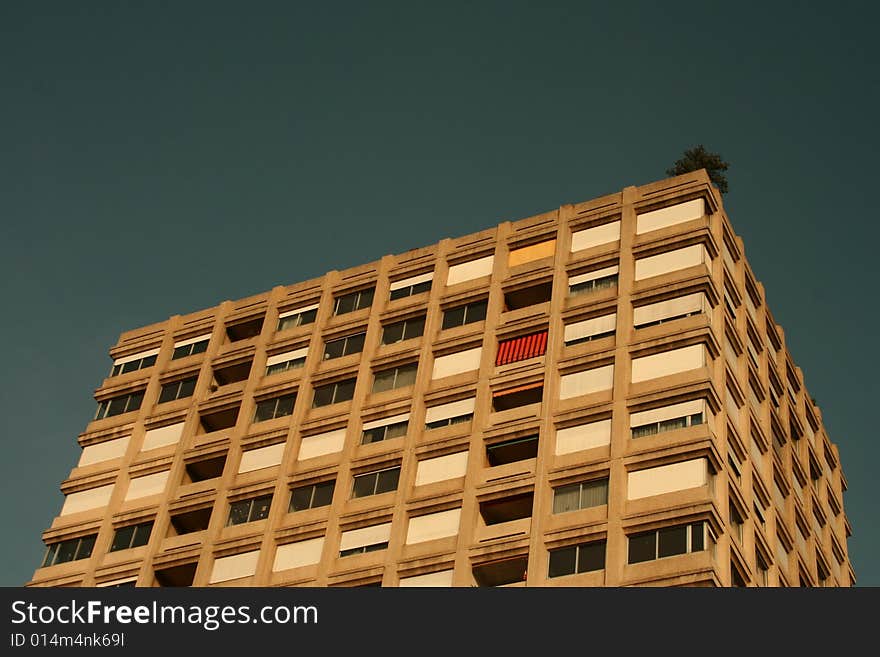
[1,1,877,586]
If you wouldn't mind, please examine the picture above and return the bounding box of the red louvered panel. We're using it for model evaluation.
[496,330,549,366]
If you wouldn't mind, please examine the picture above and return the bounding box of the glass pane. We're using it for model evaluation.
[121,360,139,374]
[577,541,606,573]
[324,339,345,359]
[275,395,295,417]
[172,345,189,359]
[250,496,272,521]
[581,479,609,508]
[191,340,208,355]
[107,396,129,416]
[691,522,705,552]
[356,288,374,310]
[372,371,394,393]
[158,384,178,404]
[352,474,376,498]
[335,294,356,315]
[465,300,487,324]
[412,280,432,295]
[406,316,426,340]
[442,306,466,329]
[110,526,135,552]
[628,531,656,564]
[131,522,153,548]
[376,467,400,494]
[363,541,387,553]
[312,481,335,507]
[76,535,96,559]
[334,379,356,403]
[553,484,581,514]
[395,365,418,388]
[362,427,385,444]
[111,364,123,377]
[142,354,157,368]
[266,363,285,376]
[42,544,58,568]
[228,501,250,525]
[658,525,688,558]
[389,287,409,301]
[659,417,688,432]
[55,540,78,564]
[382,322,404,345]
[345,333,366,355]
[300,309,317,325]
[95,401,108,419]
[178,378,196,399]
[548,547,577,578]
[254,400,275,422]
[127,392,144,411]
[385,421,408,440]
[290,487,313,512]
[312,385,333,408]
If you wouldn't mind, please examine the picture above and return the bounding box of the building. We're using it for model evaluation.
[28,170,854,587]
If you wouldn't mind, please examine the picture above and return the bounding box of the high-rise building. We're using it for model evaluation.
[28,171,854,587]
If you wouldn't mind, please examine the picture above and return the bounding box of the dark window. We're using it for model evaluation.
[372,363,418,393]
[212,361,251,386]
[333,288,375,316]
[158,377,197,404]
[628,521,706,564]
[254,394,296,422]
[425,413,473,430]
[381,316,426,345]
[184,455,226,482]
[109,521,153,552]
[42,535,97,568]
[340,542,388,557]
[110,353,157,377]
[503,282,552,311]
[227,495,273,526]
[266,355,306,376]
[441,300,488,330]
[323,332,366,360]
[362,420,409,445]
[472,557,528,586]
[389,278,432,301]
[289,480,336,512]
[95,390,144,420]
[351,467,400,498]
[312,379,356,408]
[278,307,317,332]
[169,508,212,535]
[552,479,609,513]
[631,411,704,439]
[569,274,618,297]
[486,435,539,466]
[491,385,544,412]
[226,317,263,342]
[172,338,209,360]
[548,540,606,577]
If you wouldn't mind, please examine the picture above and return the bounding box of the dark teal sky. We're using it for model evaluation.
[2,2,877,586]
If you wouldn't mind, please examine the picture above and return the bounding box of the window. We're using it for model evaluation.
[289,480,335,512]
[552,479,609,513]
[569,266,618,297]
[226,317,263,342]
[110,350,158,377]
[548,540,606,577]
[312,378,356,408]
[628,521,706,564]
[496,330,548,366]
[389,273,432,300]
[636,198,704,235]
[95,390,144,420]
[227,495,272,526]
[277,304,318,332]
[253,393,296,422]
[333,288,374,315]
[169,508,212,535]
[503,282,552,311]
[351,466,400,498]
[42,535,97,568]
[634,245,710,281]
[158,377,197,404]
[564,314,616,346]
[756,553,769,586]
[571,220,621,252]
[323,332,366,360]
[473,557,528,586]
[492,383,543,411]
[266,348,307,375]
[633,293,707,329]
[729,502,744,543]
[172,337,210,360]
[184,455,226,483]
[441,300,487,329]
[109,521,153,552]
[479,493,533,525]
[362,419,409,444]
[630,400,706,439]
[339,542,388,558]
[381,315,426,344]
[372,363,418,393]
[486,435,538,466]
[630,344,706,383]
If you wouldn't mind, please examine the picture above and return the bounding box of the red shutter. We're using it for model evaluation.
[496,330,549,366]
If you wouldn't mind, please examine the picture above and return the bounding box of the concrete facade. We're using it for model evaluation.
[28,171,854,587]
